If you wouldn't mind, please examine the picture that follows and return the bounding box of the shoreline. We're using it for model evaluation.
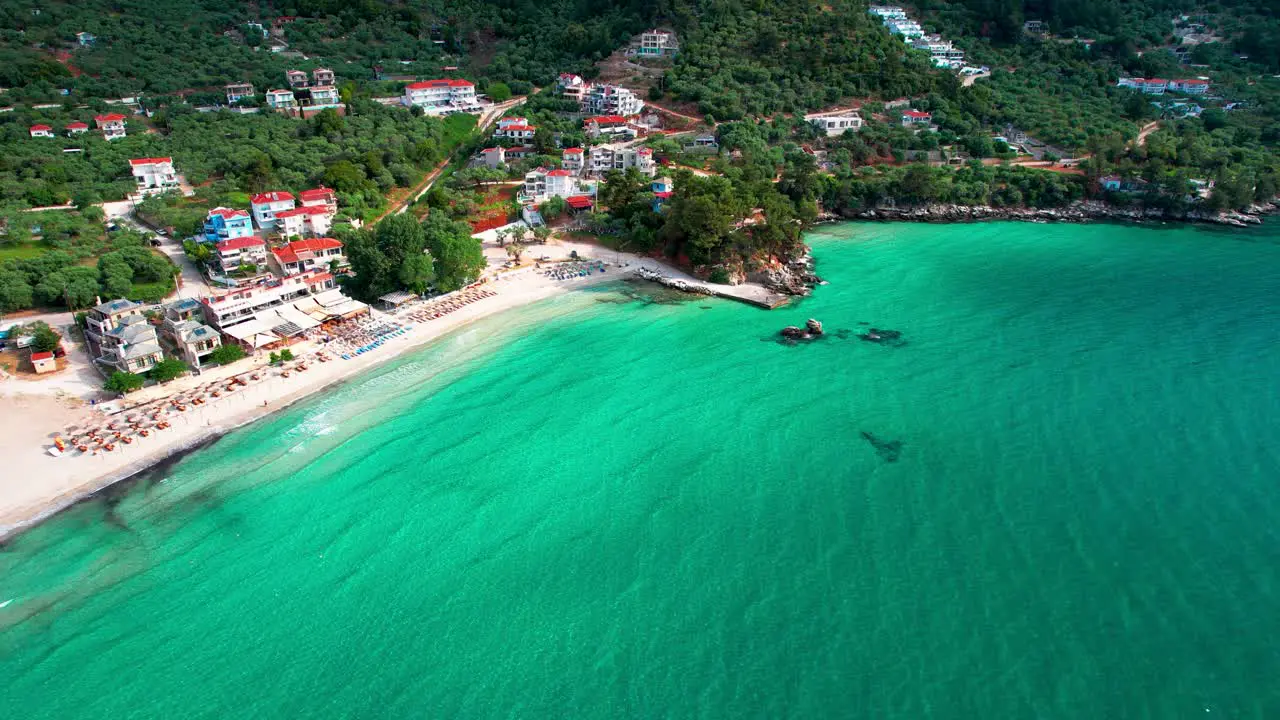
[826,199,1277,228]
[0,239,780,542]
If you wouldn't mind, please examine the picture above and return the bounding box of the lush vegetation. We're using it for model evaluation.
[208,343,246,366]
[342,211,484,299]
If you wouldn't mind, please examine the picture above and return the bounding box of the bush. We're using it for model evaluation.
[104,371,145,394]
[708,268,731,284]
[279,348,294,362]
[208,344,246,366]
[29,323,61,353]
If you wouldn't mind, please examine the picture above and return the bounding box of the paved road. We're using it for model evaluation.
[105,207,213,300]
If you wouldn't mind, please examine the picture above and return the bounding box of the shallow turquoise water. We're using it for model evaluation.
[3,221,1280,718]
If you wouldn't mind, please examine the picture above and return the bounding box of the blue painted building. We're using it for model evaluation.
[651,176,674,213]
[203,207,255,244]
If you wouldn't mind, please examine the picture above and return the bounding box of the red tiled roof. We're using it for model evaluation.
[481,147,503,153]
[406,78,474,90]
[207,207,249,219]
[298,187,334,202]
[1173,78,1209,85]
[95,113,127,123]
[129,157,172,167]
[274,205,331,218]
[903,110,931,118]
[546,169,575,177]
[637,147,652,154]
[251,191,295,204]
[652,191,673,199]
[499,124,534,132]
[217,236,265,252]
[66,122,88,129]
[565,196,594,209]
[585,115,626,125]
[307,272,334,284]
[499,117,528,124]
[30,351,54,361]
[30,124,52,132]
[563,147,583,154]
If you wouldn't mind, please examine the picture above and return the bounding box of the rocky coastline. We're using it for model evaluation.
[833,199,1278,228]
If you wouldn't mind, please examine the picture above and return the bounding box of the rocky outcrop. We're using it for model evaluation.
[747,248,826,297]
[780,318,824,341]
[848,200,1272,228]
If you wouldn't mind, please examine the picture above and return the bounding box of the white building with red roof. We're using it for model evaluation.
[521,167,597,203]
[29,124,54,138]
[95,113,127,140]
[480,146,507,168]
[901,110,933,127]
[129,157,179,193]
[1166,78,1210,95]
[270,237,346,276]
[587,144,655,176]
[494,117,537,141]
[402,79,482,115]
[274,205,334,238]
[1117,77,1169,95]
[584,115,637,140]
[65,121,89,135]
[561,147,584,173]
[214,236,268,273]
[298,187,338,214]
[251,191,297,231]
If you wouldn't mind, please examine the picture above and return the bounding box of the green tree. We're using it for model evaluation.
[506,242,527,263]
[104,371,145,394]
[149,357,190,383]
[345,213,437,298]
[423,213,486,292]
[488,82,513,102]
[208,344,246,365]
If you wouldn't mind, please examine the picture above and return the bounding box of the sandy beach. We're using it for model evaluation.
[0,237,779,540]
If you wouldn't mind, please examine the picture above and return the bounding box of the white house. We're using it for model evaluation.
[1167,78,1210,94]
[557,73,589,103]
[902,110,933,126]
[298,187,338,214]
[583,84,644,117]
[587,144,655,176]
[162,299,222,371]
[201,269,365,350]
[214,236,268,273]
[129,157,180,193]
[286,69,309,88]
[270,237,346,276]
[274,206,333,238]
[403,79,481,115]
[307,85,341,108]
[494,117,537,141]
[561,147,584,173]
[266,89,298,110]
[870,6,909,21]
[65,121,89,135]
[95,113,127,140]
[521,168,596,203]
[807,113,863,136]
[638,29,678,57]
[29,124,54,138]
[888,20,925,39]
[480,146,506,168]
[251,191,296,230]
[1117,77,1169,95]
[584,115,636,140]
[225,82,256,104]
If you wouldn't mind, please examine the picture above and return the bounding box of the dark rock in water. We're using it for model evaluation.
[805,318,824,335]
[780,326,809,340]
[861,431,903,463]
[858,328,907,347]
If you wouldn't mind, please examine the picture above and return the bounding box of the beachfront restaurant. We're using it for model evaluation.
[220,292,369,351]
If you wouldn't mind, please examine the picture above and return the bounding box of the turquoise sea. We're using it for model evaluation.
[3,221,1280,718]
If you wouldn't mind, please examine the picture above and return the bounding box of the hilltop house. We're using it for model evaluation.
[161,299,222,371]
[587,144,655,175]
[561,147,584,173]
[270,237,346,276]
[1167,78,1210,94]
[480,146,506,168]
[402,79,481,115]
[521,168,596,203]
[494,117,537,141]
[869,6,909,21]
[305,85,341,109]
[638,29,678,57]
[65,121,88,135]
[312,68,335,86]
[29,124,54,138]
[214,236,268,273]
[203,207,254,243]
[95,113,127,140]
[225,83,256,104]
[583,84,644,117]
[807,113,863,136]
[274,206,333,238]
[251,191,296,230]
[129,157,179,194]
[1117,77,1170,95]
[902,110,933,127]
[265,89,297,110]
[286,69,309,88]
[557,74,589,103]
[298,187,338,214]
[584,115,635,140]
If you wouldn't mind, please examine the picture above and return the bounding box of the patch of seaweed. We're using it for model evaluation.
[861,431,903,463]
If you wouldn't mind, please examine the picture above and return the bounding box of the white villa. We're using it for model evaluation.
[251,191,296,231]
[86,299,163,374]
[638,29,678,57]
[583,84,644,117]
[226,83,256,104]
[494,117,537,141]
[95,113,127,140]
[521,168,597,203]
[402,79,483,115]
[129,157,180,194]
[807,113,864,136]
[29,124,54,138]
[266,89,298,110]
[161,298,222,371]
[586,144,655,176]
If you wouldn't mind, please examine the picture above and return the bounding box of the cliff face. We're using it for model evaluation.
[841,200,1272,227]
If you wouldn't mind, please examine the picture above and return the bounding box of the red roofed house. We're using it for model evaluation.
[251,191,296,231]
[30,351,57,374]
[274,205,334,238]
[584,115,636,140]
[129,157,179,193]
[29,124,54,138]
[561,147,584,173]
[1117,77,1169,95]
[480,146,506,168]
[214,236,268,274]
[95,113,127,140]
[65,121,89,136]
[1167,78,1210,95]
[564,195,594,211]
[270,237,346,276]
[521,167,594,202]
[298,187,338,214]
[402,78,481,115]
[494,117,536,141]
[901,110,933,127]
